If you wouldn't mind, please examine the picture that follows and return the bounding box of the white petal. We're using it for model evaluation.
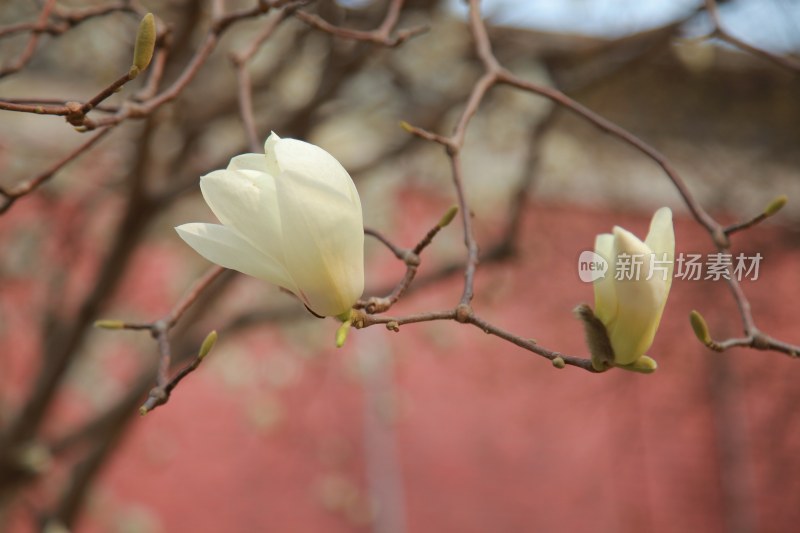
[593,233,617,325]
[606,227,666,364]
[613,226,652,256]
[645,206,675,296]
[199,169,283,261]
[263,132,281,177]
[176,223,296,291]
[273,137,360,207]
[228,153,270,174]
[275,169,364,316]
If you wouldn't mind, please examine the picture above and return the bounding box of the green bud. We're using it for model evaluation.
[764,195,788,217]
[139,406,149,416]
[198,330,218,360]
[335,320,351,348]
[689,310,712,345]
[131,13,156,76]
[616,355,658,374]
[438,205,459,228]
[399,120,414,133]
[17,442,52,474]
[552,356,565,369]
[94,319,126,330]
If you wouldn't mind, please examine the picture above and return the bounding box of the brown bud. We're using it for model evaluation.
[574,303,614,372]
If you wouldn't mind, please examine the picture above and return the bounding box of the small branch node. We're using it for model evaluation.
[751,332,770,350]
[712,228,730,249]
[366,297,392,314]
[455,303,473,323]
[401,250,420,267]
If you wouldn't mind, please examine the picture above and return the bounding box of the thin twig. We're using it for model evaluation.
[231,8,293,152]
[0,0,57,79]
[705,0,800,73]
[354,308,595,371]
[294,0,427,48]
[364,227,406,260]
[94,266,226,413]
[0,128,114,215]
[359,209,454,314]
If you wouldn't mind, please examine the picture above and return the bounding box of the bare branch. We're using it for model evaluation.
[705,0,800,73]
[294,0,428,47]
[0,0,57,79]
[231,7,294,152]
[94,266,227,414]
[0,128,113,215]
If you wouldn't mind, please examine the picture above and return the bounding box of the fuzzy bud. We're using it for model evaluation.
[438,205,459,228]
[764,195,788,217]
[131,13,156,77]
[198,330,218,360]
[689,310,712,345]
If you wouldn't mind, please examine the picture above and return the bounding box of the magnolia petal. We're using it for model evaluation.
[199,169,283,261]
[616,355,658,374]
[263,132,281,177]
[606,227,666,364]
[175,223,296,291]
[275,169,364,316]
[228,153,270,174]
[644,206,675,295]
[273,137,360,207]
[593,233,617,325]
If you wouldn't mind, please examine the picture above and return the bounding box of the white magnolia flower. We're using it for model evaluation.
[579,207,674,372]
[176,132,364,318]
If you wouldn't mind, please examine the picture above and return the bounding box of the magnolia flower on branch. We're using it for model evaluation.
[177,132,364,318]
[577,207,675,373]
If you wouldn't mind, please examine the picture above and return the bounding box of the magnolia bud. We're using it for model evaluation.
[764,195,788,217]
[94,319,126,329]
[198,330,218,360]
[689,310,712,345]
[131,13,156,78]
[438,205,459,228]
[587,207,674,369]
